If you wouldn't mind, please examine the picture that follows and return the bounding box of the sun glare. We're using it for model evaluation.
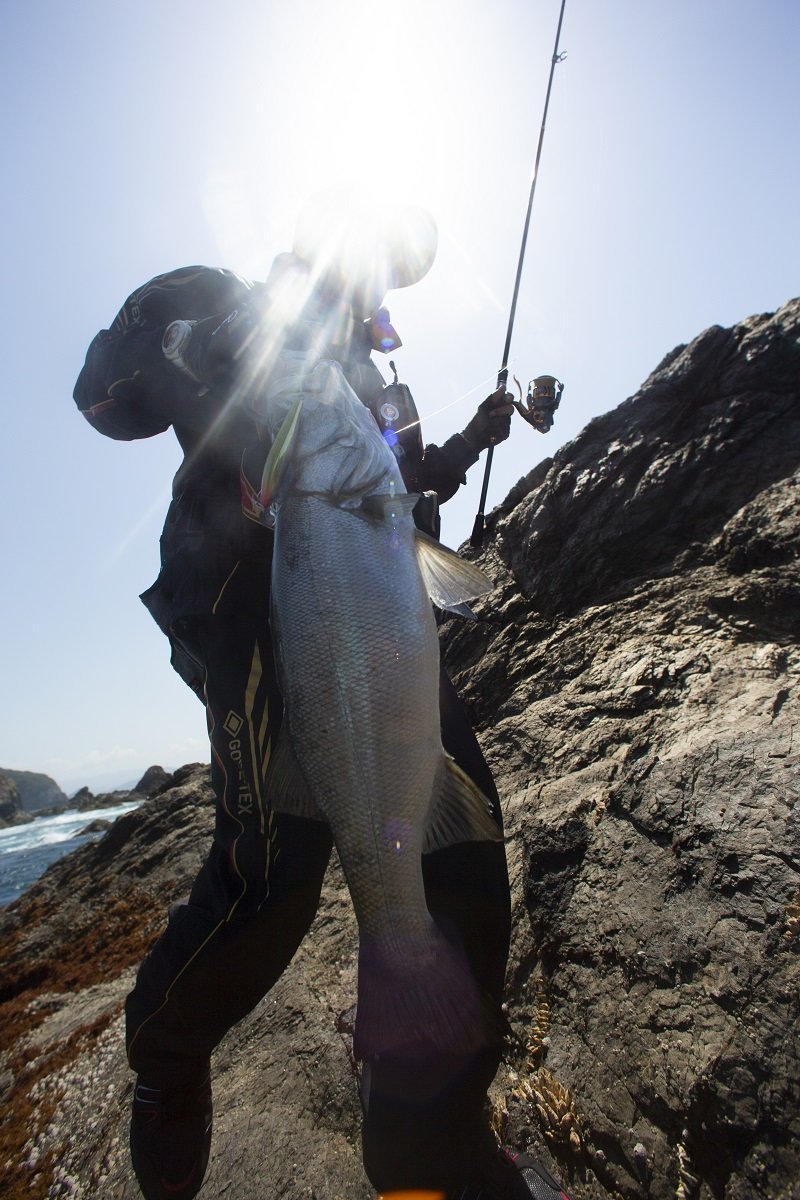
[203,2,473,275]
[298,0,449,202]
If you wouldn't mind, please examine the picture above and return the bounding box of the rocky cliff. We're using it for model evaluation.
[2,770,68,815]
[0,772,25,827]
[1,299,798,1200]
[441,298,800,1199]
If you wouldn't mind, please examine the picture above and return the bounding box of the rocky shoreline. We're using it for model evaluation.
[2,299,798,1199]
[0,766,173,829]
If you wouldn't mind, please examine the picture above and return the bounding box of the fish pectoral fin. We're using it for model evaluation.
[414,531,493,611]
[422,756,503,853]
[360,492,420,520]
[260,393,304,505]
[265,727,327,824]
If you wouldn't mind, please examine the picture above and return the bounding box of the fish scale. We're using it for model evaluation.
[273,492,440,952]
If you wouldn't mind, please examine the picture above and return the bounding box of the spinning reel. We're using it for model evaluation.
[512,374,565,434]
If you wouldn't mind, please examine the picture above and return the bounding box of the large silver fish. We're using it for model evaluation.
[258,350,502,1060]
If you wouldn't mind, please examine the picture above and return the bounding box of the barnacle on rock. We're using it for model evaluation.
[783,893,800,942]
[489,1094,510,1145]
[526,978,552,1065]
[676,1132,699,1200]
[526,1067,583,1152]
[633,1142,649,1175]
[592,794,608,825]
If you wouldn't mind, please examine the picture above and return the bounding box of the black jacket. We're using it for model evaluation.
[74,264,479,686]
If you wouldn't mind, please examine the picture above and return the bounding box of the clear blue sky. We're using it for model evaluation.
[1,0,797,793]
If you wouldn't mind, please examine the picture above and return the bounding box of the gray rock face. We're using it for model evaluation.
[0,300,798,1200]
[132,765,172,797]
[440,298,800,1199]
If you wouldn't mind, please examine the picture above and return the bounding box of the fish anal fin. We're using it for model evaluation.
[422,756,502,854]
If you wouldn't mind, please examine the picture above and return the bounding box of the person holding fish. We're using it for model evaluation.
[74,193,570,1200]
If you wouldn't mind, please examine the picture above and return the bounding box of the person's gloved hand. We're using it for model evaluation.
[460,386,515,451]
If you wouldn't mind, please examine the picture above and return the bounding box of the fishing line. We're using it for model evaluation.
[394,369,511,436]
[470,0,568,548]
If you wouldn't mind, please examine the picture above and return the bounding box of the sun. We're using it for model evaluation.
[276,0,454,208]
[203,2,472,278]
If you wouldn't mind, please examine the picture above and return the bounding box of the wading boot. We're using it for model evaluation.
[130,1065,213,1200]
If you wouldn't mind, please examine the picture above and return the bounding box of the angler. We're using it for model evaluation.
[74,192,570,1200]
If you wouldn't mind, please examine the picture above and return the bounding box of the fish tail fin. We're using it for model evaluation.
[414,530,493,612]
[353,931,503,1063]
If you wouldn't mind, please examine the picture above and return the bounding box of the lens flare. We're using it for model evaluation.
[293,188,437,316]
[378,1193,447,1200]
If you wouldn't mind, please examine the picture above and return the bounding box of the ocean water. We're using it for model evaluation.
[0,801,143,908]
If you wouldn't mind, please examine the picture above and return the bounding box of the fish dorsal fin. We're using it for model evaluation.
[266,727,328,824]
[260,394,305,505]
[414,531,493,611]
[422,756,503,853]
[360,492,420,520]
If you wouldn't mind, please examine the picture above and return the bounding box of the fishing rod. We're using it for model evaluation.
[470,0,568,549]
